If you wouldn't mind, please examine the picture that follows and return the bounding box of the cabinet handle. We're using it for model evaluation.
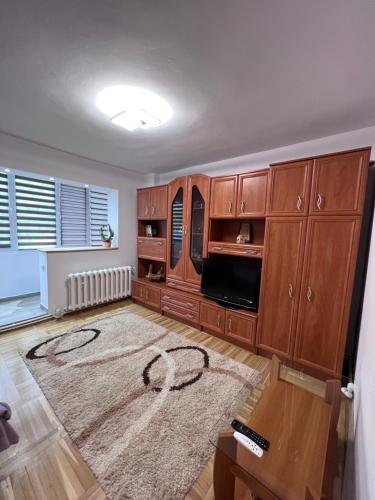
[211,246,223,251]
[217,314,221,327]
[164,305,170,311]
[228,318,232,330]
[145,206,149,216]
[140,287,143,298]
[163,295,170,300]
[240,201,245,213]
[316,193,323,210]
[185,313,194,319]
[288,283,294,298]
[155,241,163,246]
[297,195,303,211]
[146,289,149,300]
[151,206,155,215]
[306,286,312,302]
[228,201,232,213]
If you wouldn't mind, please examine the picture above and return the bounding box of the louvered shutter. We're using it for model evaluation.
[0,173,11,248]
[15,176,56,249]
[89,189,109,246]
[60,184,88,247]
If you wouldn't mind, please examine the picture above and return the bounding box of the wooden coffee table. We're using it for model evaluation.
[213,357,340,500]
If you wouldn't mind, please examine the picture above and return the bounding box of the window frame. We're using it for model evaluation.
[0,168,117,251]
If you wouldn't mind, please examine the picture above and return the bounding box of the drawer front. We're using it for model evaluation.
[200,302,225,334]
[208,242,263,259]
[166,278,201,294]
[137,238,166,261]
[161,301,200,324]
[161,290,200,312]
[226,311,256,346]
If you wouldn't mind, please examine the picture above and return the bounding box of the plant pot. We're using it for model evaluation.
[102,240,112,249]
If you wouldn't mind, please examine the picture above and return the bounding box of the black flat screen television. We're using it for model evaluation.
[201,254,262,311]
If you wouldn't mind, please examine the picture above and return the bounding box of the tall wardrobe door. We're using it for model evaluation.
[257,218,307,359]
[294,216,362,376]
[184,175,210,285]
[167,177,186,281]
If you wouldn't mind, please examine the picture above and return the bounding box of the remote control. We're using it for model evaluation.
[231,419,270,450]
[233,431,263,458]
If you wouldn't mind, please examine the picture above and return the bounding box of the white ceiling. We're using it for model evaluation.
[1,0,375,174]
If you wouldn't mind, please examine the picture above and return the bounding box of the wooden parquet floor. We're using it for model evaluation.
[0,300,334,500]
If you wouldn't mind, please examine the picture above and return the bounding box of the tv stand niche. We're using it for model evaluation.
[133,147,371,380]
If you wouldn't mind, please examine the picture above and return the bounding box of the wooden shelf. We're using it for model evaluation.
[208,241,263,259]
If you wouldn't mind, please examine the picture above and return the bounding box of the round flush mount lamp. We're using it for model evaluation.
[96,85,173,131]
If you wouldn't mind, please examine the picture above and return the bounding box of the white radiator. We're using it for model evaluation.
[67,266,132,311]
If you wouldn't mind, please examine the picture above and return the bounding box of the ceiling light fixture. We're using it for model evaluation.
[96,86,173,131]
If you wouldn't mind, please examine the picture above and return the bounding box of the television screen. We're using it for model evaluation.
[201,254,262,311]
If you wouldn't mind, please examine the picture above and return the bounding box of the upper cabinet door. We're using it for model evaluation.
[184,175,210,285]
[150,185,167,219]
[167,177,186,281]
[210,175,237,218]
[309,150,369,215]
[294,216,361,377]
[237,170,269,217]
[268,160,312,216]
[257,217,307,359]
[137,189,151,219]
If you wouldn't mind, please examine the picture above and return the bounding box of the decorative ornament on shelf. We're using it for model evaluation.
[146,264,165,282]
[100,224,114,249]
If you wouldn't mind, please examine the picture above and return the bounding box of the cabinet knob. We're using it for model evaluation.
[297,195,303,211]
[288,283,294,298]
[316,193,324,210]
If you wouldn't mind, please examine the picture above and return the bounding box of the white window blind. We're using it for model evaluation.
[0,173,11,248]
[15,175,56,249]
[60,184,88,247]
[89,189,109,246]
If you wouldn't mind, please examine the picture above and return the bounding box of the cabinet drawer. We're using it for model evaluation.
[161,290,200,312]
[226,311,257,346]
[161,301,200,324]
[200,302,225,334]
[137,238,166,261]
[208,241,263,259]
[166,278,201,293]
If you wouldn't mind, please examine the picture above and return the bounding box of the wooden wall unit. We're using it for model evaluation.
[134,147,371,379]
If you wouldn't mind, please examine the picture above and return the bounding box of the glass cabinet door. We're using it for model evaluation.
[189,185,205,274]
[170,187,184,269]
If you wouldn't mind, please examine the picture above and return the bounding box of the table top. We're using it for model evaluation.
[210,364,347,500]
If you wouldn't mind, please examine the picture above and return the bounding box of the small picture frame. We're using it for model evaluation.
[237,222,252,243]
[145,225,153,237]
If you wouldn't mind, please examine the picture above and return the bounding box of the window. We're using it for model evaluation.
[15,175,56,249]
[0,173,11,248]
[0,169,116,251]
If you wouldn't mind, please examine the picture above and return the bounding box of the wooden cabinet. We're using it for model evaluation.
[226,310,256,346]
[294,217,362,376]
[137,237,166,261]
[137,186,167,219]
[132,280,161,310]
[309,149,369,215]
[237,170,268,217]
[210,176,237,218]
[268,160,312,216]
[161,289,200,325]
[200,302,225,335]
[167,175,210,289]
[257,218,307,359]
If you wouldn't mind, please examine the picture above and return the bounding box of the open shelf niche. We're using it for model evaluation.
[209,218,265,246]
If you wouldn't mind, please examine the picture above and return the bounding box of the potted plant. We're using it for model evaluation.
[100,224,114,248]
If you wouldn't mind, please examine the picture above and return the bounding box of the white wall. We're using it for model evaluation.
[0,132,149,301]
[0,249,39,300]
[155,125,375,183]
[343,208,375,500]
[39,248,131,313]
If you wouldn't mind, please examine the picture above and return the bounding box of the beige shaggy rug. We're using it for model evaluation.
[23,311,260,500]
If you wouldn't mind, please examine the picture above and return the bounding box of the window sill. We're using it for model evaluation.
[37,246,119,253]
